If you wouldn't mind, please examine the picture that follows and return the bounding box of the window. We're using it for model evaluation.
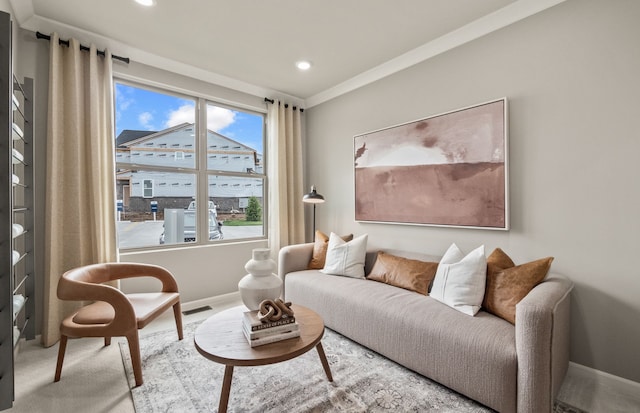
[142,179,154,198]
[114,82,266,250]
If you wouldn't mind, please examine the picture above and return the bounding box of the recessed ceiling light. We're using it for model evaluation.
[135,0,156,6]
[296,61,311,71]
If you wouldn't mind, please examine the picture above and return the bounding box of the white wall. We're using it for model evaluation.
[305,0,640,382]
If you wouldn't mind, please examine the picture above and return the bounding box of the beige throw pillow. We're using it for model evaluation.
[367,251,438,295]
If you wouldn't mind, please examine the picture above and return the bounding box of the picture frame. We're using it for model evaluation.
[354,98,508,230]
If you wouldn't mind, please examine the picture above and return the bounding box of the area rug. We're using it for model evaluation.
[120,322,584,413]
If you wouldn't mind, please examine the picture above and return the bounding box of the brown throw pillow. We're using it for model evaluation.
[483,248,554,324]
[307,231,353,269]
[366,251,438,295]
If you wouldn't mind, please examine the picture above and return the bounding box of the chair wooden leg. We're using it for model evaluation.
[105,337,111,346]
[127,332,143,387]
[54,335,68,382]
[173,302,184,340]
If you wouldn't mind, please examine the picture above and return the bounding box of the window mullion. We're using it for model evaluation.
[196,97,209,243]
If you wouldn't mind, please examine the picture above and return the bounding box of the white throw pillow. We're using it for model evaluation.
[430,243,487,316]
[321,233,368,278]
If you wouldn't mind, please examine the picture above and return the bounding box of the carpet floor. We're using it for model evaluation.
[120,321,584,413]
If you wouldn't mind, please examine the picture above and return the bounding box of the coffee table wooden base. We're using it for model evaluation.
[219,365,234,413]
[194,305,333,413]
[316,342,333,382]
[216,342,332,413]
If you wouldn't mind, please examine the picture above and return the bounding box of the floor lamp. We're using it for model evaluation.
[302,185,325,237]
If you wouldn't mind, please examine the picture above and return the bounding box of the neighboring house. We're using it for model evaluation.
[115,123,263,213]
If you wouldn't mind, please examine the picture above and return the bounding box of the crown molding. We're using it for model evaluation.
[8,0,566,110]
[304,0,568,108]
[8,0,304,107]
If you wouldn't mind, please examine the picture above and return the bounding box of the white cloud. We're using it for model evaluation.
[165,104,195,128]
[138,112,154,130]
[164,104,236,132]
[206,106,236,132]
[118,96,133,111]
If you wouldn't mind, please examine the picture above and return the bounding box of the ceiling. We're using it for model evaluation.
[9,0,563,107]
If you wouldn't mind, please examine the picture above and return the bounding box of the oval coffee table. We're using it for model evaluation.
[194,304,333,413]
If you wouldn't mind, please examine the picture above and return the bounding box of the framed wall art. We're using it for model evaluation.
[354,98,508,230]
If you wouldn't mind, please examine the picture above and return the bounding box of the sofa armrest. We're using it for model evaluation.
[515,272,573,413]
[278,243,314,297]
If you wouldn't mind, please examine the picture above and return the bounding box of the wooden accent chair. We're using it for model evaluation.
[53,262,183,387]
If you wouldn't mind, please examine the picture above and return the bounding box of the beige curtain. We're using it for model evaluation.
[267,101,305,257]
[42,34,117,347]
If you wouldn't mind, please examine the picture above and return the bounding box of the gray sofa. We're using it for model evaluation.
[279,243,573,413]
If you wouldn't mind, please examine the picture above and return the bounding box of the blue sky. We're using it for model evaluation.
[114,83,264,153]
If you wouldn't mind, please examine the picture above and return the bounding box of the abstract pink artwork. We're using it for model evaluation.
[354,98,508,230]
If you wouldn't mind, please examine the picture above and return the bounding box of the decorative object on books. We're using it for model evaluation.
[120,322,583,413]
[258,298,294,322]
[238,248,282,310]
[354,98,508,230]
[244,301,299,347]
[243,309,296,331]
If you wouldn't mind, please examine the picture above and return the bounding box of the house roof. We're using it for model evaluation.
[116,129,156,148]
[117,123,258,153]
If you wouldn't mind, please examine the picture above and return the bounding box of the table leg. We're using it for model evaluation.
[315,342,333,382]
[218,365,234,413]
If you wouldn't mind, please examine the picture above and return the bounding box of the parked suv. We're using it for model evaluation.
[159,201,223,244]
[182,209,223,242]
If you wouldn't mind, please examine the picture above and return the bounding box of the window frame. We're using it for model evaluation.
[142,179,154,198]
[114,78,268,251]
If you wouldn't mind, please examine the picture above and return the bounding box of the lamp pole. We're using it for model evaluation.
[302,185,325,240]
[312,203,317,235]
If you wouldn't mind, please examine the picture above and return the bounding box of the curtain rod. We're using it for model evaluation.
[264,97,304,113]
[36,32,130,64]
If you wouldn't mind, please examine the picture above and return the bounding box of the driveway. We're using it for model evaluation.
[117,220,263,249]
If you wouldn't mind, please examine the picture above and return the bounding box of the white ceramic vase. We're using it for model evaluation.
[238,248,282,311]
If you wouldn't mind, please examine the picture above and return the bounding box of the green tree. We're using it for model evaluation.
[245,196,262,222]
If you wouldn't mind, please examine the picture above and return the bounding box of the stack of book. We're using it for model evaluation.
[242,310,300,347]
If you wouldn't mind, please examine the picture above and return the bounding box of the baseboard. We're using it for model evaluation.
[181,291,241,312]
[568,362,640,401]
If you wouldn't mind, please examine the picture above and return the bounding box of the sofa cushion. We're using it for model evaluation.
[284,269,517,412]
[430,243,487,316]
[483,248,554,324]
[308,231,353,269]
[321,233,368,278]
[366,251,438,295]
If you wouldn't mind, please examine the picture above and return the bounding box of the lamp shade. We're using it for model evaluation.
[302,185,325,204]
